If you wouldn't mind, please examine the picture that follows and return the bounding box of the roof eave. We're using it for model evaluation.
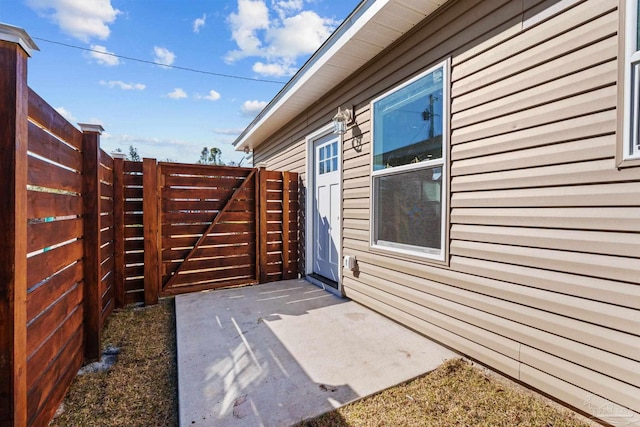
[234,0,446,153]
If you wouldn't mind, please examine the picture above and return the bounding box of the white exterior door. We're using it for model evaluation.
[313,134,340,282]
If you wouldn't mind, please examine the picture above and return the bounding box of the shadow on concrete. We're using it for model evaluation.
[176,279,454,426]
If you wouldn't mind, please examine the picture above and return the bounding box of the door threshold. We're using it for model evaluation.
[306,274,342,297]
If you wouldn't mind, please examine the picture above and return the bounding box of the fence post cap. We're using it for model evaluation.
[78,123,105,134]
[255,162,268,169]
[111,152,127,159]
[0,23,39,56]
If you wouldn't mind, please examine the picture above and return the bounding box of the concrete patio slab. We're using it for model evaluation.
[176,279,455,427]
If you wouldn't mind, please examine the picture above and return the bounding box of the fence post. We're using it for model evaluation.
[281,172,291,280]
[112,154,126,308]
[257,165,268,283]
[143,158,159,305]
[0,24,37,427]
[80,123,105,361]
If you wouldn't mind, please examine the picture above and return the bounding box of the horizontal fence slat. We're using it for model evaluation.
[27,190,82,219]
[161,278,257,295]
[161,187,254,200]
[26,280,83,357]
[160,162,253,177]
[99,149,113,169]
[27,240,83,289]
[164,254,254,273]
[26,306,82,390]
[27,122,82,172]
[163,243,256,261]
[163,229,255,246]
[27,218,82,253]
[164,175,246,188]
[27,328,82,427]
[28,88,82,150]
[169,265,255,286]
[26,262,83,322]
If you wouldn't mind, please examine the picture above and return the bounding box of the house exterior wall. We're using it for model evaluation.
[253,0,640,420]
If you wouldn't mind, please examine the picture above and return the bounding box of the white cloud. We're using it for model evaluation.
[193,13,206,33]
[197,90,221,101]
[214,128,244,135]
[87,45,119,66]
[226,0,270,62]
[26,0,120,42]
[55,106,76,122]
[266,11,333,59]
[100,80,146,90]
[273,0,303,19]
[240,100,267,117]
[225,0,337,77]
[252,61,294,77]
[168,88,188,99]
[153,46,176,67]
[102,133,191,148]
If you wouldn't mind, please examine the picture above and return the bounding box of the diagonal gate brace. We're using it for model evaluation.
[163,169,257,289]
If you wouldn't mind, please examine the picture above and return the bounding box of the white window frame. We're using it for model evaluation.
[369,59,449,262]
[623,0,640,160]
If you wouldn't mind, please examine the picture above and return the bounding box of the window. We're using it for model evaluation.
[318,140,338,174]
[371,60,448,260]
[622,0,640,161]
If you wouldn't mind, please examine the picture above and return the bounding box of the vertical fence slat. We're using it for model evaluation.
[0,35,30,427]
[113,156,125,308]
[143,158,159,305]
[258,167,268,283]
[282,171,291,279]
[81,125,104,361]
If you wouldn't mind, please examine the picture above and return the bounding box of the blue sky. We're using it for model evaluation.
[0,0,359,164]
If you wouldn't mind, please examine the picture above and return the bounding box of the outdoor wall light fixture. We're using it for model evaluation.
[243,146,251,154]
[332,106,354,135]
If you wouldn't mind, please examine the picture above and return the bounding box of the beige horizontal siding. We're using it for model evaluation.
[452,159,640,191]
[453,85,617,144]
[451,109,617,160]
[450,256,640,310]
[451,240,639,283]
[344,280,522,378]
[452,3,617,96]
[520,363,639,423]
[450,224,640,258]
[452,135,614,176]
[253,0,640,419]
[451,206,640,231]
[453,35,618,114]
[452,60,616,129]
[348,262,640,386]
[452,182,640,207]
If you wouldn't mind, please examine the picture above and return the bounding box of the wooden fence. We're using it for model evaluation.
[138,161,299,301]
[1,62,117,425]
[0,35,299,427]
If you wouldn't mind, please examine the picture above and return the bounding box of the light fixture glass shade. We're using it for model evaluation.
[332,107,352,135]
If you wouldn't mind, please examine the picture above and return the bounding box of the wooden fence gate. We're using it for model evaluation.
[140,161,299,300]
